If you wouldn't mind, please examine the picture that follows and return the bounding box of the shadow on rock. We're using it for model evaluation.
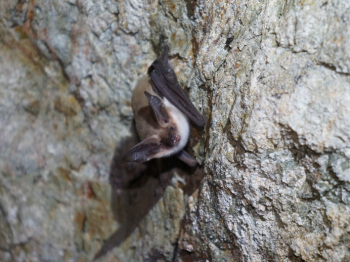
[94,125,204,260]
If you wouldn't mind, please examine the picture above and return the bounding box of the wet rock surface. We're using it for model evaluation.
[0,0,350,261]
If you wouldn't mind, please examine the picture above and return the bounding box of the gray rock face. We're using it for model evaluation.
[0,0,350,261]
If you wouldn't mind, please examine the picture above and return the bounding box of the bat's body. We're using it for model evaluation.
[123,44,206,166]
[131,76,190,158]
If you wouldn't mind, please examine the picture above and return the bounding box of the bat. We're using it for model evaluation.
[123,43,206,166]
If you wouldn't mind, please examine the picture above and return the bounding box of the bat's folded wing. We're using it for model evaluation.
[147,44,206,127]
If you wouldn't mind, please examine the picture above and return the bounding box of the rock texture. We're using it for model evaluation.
[0,0,350,261]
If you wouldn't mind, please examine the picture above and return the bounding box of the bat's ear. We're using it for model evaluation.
[123,136,163,162]
[144,91,170,127]
[176,150,198,167]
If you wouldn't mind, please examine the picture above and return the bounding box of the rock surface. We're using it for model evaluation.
[0,0,350,261]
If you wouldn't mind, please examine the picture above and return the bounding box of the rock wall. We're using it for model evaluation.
[0,0,350,261]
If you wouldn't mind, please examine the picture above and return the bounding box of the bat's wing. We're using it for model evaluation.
[147,43,206,127]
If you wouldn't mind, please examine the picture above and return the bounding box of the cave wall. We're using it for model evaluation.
[0,0,350,261]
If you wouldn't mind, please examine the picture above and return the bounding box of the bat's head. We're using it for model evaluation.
[123,92,190,163]
[158,95,192,149]
[160,122,180,147]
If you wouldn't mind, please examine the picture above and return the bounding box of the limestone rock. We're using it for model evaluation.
[0,0,349,261]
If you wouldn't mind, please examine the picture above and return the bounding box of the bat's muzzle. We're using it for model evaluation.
[170,134,180,145]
